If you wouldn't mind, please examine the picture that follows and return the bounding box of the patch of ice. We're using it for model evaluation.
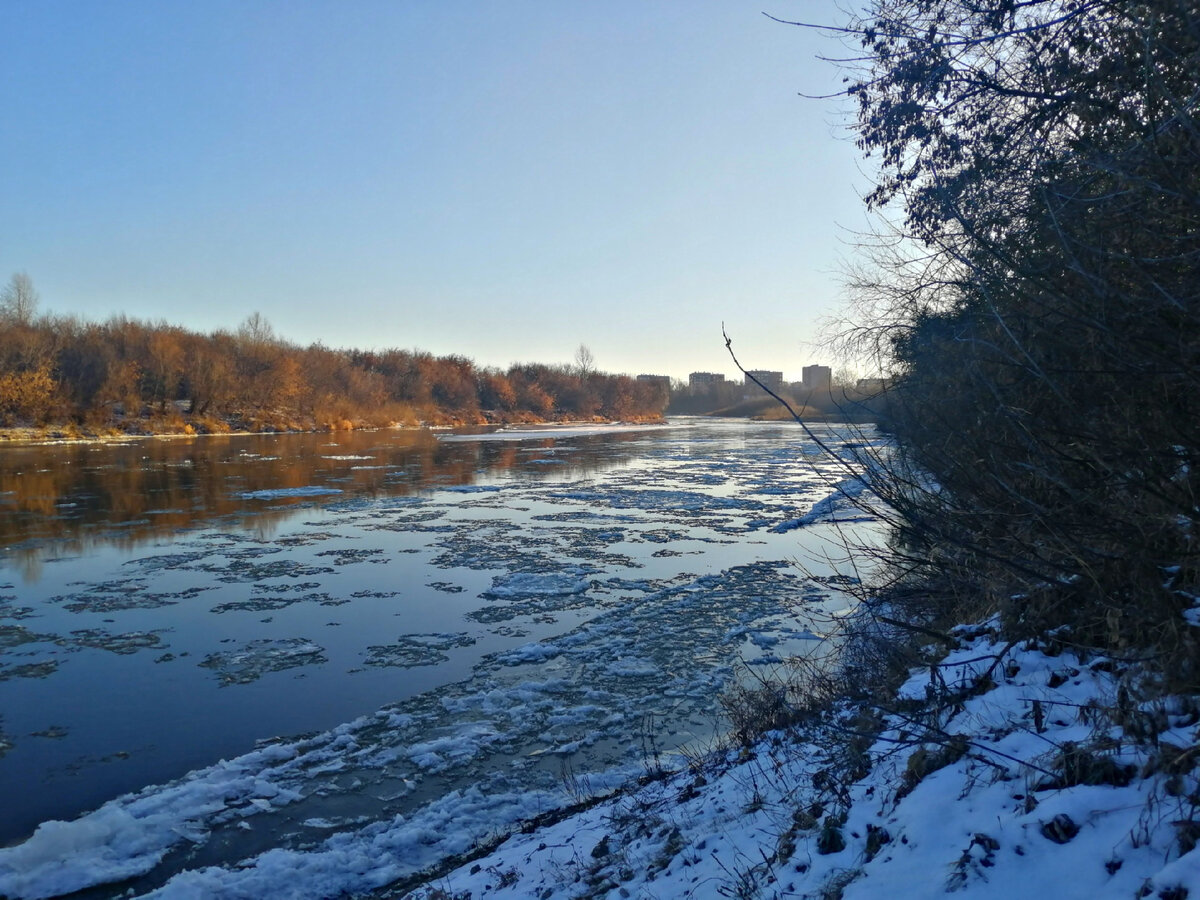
[605,658,658,677]
[770,474,874,531]
[143,779,590,900]
[438,423,672,442]
[0,743,302,898]
[199,638,327,686]
[497,642,563,664]
[484,572,591,599]
[236,487,344,500]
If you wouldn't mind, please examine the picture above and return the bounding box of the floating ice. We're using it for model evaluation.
[363,633,476,669]
[605,658,658,677]
[0,742,303,899]
[770,474,875,531]
[63,629,165,655]
[496,642,563,664]
[0,420,887,899]
[484,572,592,599]
[236,487,344,500]
[438,423,671,442]
[199,638,328,686]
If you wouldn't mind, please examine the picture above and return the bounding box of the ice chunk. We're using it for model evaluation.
[0,807,180,899]
[483,572,591,599]
[770,475,874,531]
[236,487,344,500]
[199,638,328,686]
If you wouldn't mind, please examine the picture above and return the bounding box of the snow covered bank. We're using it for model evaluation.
[406,622,1200,900]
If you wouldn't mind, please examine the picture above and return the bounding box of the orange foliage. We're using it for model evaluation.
[0,365,57,425]
[0,315,668,432]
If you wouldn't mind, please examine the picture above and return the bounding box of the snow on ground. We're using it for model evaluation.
[406,621,1200,900]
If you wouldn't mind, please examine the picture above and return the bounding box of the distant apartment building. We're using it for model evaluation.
[745,370,784,392]
[636,374,671,389]
[688,372,726,389]
[801,365,832,392]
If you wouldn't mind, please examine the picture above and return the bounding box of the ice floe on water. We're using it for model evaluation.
[0,419,888,898]
[770,472,878,531]
[199,638,328,686]
[236,486,344,500]
[483,571,593,599]
[362,632,476,669]
[0,741,305,900]
[437,422,673,442]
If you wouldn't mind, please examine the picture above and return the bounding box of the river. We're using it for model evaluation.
[0,418,882,898]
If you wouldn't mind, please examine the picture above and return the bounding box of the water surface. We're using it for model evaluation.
[0,419,882,897]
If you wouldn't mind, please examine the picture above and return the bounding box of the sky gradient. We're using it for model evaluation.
[2,1,868,381]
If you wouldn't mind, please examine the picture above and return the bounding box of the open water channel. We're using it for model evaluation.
[0,418,882,898]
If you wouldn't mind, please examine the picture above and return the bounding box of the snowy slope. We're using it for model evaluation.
[404,622,1200,900]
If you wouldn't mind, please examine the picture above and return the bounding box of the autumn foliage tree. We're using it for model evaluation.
[0,302,668,431]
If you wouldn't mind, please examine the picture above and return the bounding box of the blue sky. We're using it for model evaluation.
[2,1,868,380]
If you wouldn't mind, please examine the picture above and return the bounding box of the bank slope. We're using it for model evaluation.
[401,620,1200,900]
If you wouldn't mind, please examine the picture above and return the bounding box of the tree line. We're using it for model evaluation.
[0,289,668,431]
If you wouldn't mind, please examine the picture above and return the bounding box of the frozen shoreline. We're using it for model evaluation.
[0,418,672,448]
[400,623,1200,900]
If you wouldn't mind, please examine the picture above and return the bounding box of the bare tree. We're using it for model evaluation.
[1,272,39,326]
[237,311,275,346]
[573,343,595,379]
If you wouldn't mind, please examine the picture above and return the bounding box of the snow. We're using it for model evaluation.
[401,625,1200,900]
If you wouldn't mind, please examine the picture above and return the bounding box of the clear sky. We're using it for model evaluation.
[2,1,869,381]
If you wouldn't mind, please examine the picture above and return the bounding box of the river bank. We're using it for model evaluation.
[395,619,1200,900]
[0,413,669,446]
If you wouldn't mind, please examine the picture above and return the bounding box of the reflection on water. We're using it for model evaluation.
[0,419,884,889]
[0,428,645,580]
